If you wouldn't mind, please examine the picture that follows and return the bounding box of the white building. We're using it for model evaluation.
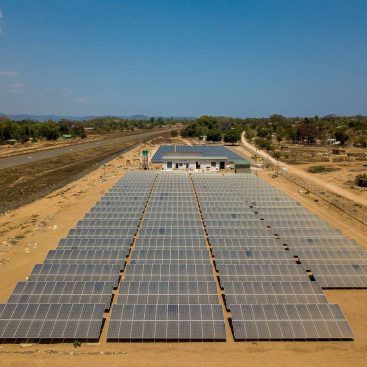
[162,153,229,172]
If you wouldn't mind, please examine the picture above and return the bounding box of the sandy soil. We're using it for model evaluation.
[296,161,367,200]
[241,133,367,208]
[1,141,367,366]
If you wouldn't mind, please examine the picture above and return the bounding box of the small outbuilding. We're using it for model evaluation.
[233,159,251,173]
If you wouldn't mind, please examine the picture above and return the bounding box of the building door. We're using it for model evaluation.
[175,163,179,169]
[196,161,200,169]
[186,163,189,170]
[220,161,225,169]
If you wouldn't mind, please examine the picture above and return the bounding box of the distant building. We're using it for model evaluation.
[327,138,340,145]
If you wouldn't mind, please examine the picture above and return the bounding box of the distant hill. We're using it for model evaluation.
[0,113,194,122]
[0,113,84,121]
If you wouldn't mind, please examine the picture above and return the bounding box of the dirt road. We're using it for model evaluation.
[241,132,367,208]
[0,126,178,169]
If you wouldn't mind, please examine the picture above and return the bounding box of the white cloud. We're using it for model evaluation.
[9,83,25,93]
[44,88,53,93]
[76,95,89,104]
[0,71,19,77]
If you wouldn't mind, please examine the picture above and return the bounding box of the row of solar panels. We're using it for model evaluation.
[0,172,158,341]
[107,174,227,341]
[192,174,354,340]
[194,174,367,288]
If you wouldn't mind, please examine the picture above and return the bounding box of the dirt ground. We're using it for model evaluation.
[231,140,367,225]
[1,142,367,366]
[296,161,367,201]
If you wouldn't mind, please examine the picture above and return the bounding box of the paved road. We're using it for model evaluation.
[241,132,367,208]
[0,127,177,169]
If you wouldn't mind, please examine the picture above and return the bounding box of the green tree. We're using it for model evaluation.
[71,124,87,138]
[40,121,60,140]
[255,138,273,151]
[223,130,241,145]
[206,130,222,142]
[335,129,349,145]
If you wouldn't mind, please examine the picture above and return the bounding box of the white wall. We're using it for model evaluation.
[162,159,223,172]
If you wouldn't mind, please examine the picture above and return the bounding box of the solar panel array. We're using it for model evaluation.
[193,174,354,340]
[0,172,157,341]
[151,145,243,163]
[108,173,226,341]
[1,169,363,342]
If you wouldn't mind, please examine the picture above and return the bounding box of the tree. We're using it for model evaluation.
[270,114,286,124]
[40,121,60,140]
[223,130,241,145]
[335,129,349,145]
[296,121,317,144]
[255,138,273,151]
[71,124,87,138]
[206,130,222,142]
[256,127,272,138]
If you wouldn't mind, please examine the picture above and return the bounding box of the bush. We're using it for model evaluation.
[255,138,273,151]
[307,165,340,173]
[272,151,281,160]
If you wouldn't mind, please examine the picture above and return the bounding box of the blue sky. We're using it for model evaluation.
[0,0,367,117]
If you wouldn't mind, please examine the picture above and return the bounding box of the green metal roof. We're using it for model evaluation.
[233,159,251,167]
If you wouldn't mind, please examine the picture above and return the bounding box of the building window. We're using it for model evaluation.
[211,162,216,167]
[167,162,172,169]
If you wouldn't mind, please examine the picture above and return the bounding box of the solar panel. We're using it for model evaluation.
[108,304,226,340]
[8,281,115,309]
[44,249,128,266]
[223,281,327,305]
[230,304,353,340]
[28,264,121,287]
[0,303,105,340]
[59,237,133,247]
[307,264,367,288]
